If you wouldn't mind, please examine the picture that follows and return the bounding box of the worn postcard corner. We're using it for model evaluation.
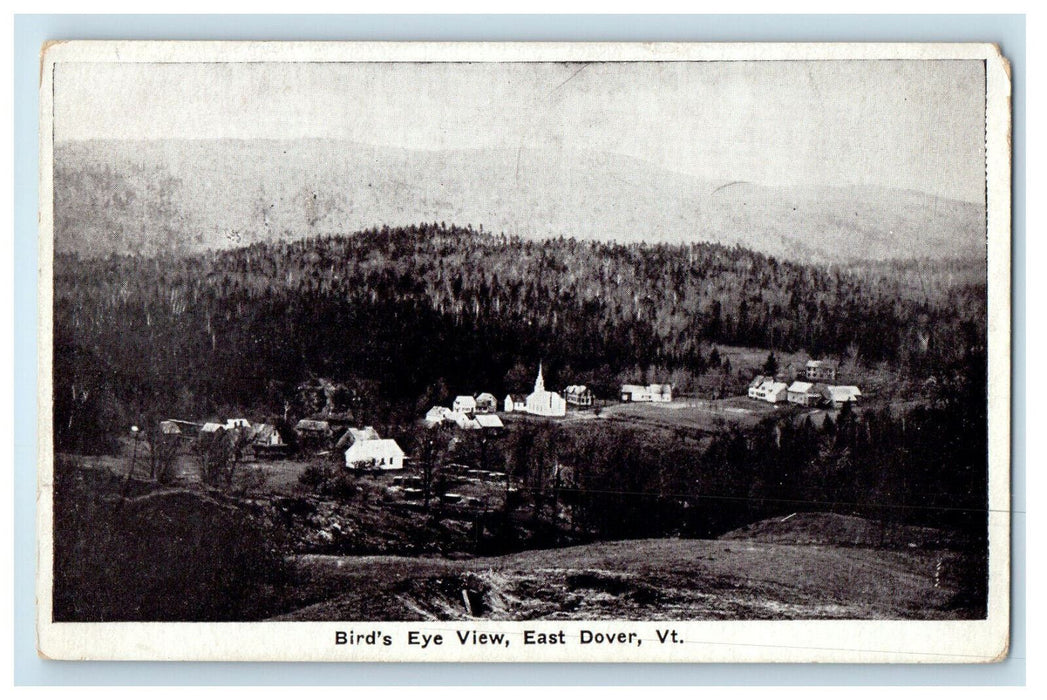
[37,40,1011,664]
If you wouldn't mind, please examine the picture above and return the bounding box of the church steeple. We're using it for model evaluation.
[534,361,545,393]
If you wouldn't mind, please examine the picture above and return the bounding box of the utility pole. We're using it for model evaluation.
[422,436,434,513]
[480,432,488,473]
[552,464,562,532]
[117,425,141,512]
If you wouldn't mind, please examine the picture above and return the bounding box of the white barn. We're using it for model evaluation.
[620,383,673,403]
[787,381,825,407]
[823,385,862,407]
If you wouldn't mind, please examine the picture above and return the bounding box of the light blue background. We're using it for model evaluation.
[13,13,1026,686]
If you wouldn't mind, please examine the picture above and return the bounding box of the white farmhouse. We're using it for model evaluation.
[806,360,839,382]
[345,438,405,471]
[449,410,481,430]
[453,395,477,415]
[564,385,594,407]
[425,406,452,424]
[748,377,789,404]
[747,375,768,399]
[475,392,499,414]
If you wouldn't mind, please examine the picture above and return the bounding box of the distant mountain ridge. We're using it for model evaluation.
[54,138,986,262]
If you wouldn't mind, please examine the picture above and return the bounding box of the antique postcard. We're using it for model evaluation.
[37,41,1011,662]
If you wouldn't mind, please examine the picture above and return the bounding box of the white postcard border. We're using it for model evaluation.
[36,40,1012,664]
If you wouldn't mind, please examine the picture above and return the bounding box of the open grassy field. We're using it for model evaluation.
[276,526,977,621]
[75,447,313,495]
[600,396,786,433]
[714,344,812,375]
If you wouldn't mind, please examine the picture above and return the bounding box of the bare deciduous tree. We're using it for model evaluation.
[146,424,181,485]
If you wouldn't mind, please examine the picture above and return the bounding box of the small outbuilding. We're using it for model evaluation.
[251,423,284,446]
[294,419,333,449]
[474,414,504,430]
[295,419,331,436]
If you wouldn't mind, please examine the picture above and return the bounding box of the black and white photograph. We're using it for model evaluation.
[36,41,1011,663]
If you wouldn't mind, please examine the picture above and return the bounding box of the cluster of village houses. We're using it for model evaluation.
[425,363,576,425]
[158,415,406,471]
[155,359,856,480]
[153,363,685,477]
[423,363,674,428]
[747,359,862,408]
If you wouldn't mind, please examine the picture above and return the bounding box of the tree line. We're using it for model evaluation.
[53,223,986,452]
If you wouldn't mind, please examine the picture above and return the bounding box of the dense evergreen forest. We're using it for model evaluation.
[54,223,986,452]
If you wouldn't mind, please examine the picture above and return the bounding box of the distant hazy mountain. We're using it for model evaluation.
[54,139,986,262]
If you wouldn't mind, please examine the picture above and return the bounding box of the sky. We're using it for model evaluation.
[53,60,986,203]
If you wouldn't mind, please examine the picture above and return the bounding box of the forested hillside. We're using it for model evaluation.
[54,224,985,452]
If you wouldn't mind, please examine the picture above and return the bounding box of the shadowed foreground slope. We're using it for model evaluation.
[277,533,982,621]
[53,459,985,622]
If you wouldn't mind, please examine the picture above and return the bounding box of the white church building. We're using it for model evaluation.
[524,363,566,417]
[504,363,566,417]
